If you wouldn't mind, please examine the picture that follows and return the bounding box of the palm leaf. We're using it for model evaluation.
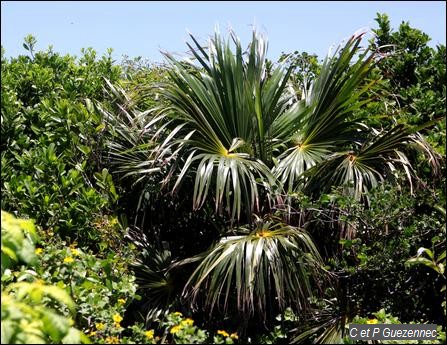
[302,124,415,200]
[181,216,325,320]
[172,151,277,220]
[98,81,163,186]
[158,30,294,220]
[274,33,377,191]
[126,228,179,323]
[291,308,345,344]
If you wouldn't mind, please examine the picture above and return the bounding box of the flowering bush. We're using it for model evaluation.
[1,211,88,344]
[31,239,139,343]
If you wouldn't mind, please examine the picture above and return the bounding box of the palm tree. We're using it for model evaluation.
[108,28,438,324]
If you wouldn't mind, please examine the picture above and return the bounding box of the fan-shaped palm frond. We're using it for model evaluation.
[173,150,278,219]
[180,216,326,319]
[158,30,294,219]
[301,124,437,201]
[97,80,162,185]
[273,33,377,191]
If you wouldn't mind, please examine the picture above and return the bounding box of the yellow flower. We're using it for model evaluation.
[181,318,194,327]
[71,248,80,256]
[105,336,120,344]
[95,322,105,330]
[145,330,154,339]
[114,322,121,329]
[217,330,230,337]
[35,248,43,255]
[63,256,74,263]
[19,319,30,327]
[70,242,78,248]
[90,331,97,336]
[118,298,126,305]
[230,332,239,339]
[112,314,123,323]
[367,319,379,324]
[170,325,183,334]
[173,311,183,316]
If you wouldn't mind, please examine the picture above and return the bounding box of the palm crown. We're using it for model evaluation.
[106,28,438,324]
[155,29,429,220]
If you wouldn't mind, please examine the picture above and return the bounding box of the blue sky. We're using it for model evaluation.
[1,1,446,63]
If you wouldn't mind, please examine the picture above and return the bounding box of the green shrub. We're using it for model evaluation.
[1,210,38,274]
[20,238,139,341]
[1,210,88,344]
[1,38,121,248]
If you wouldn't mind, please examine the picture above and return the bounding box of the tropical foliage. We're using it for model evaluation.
[181,217,325,321]
[1,11,445,345]
[1,211,88,344]
[149,29,436,219]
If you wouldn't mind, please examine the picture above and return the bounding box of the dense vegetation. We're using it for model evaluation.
[1,13,445,344]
